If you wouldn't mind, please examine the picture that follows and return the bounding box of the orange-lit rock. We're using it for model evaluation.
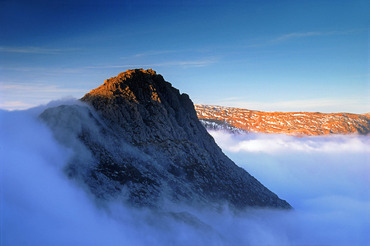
[195,105,370,136]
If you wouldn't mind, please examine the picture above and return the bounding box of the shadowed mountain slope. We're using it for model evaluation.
[40,69,291,210]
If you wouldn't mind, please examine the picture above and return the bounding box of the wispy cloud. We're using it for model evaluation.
[0,66,85,74]
[86,57,218,69]
[272,30,357,43]
[158,58,218,68]
[240,30,362,48]
[0,100,36,110]
[273,32,323,42]
[0,82,86,110]
[0,46,77,54]
[132,50,179,58]
[120,48,212,61]
[0,83,85,95]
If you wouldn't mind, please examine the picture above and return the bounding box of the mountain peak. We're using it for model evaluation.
[42,69,291,210]
[83,68,163,104]
[80,69,195,145]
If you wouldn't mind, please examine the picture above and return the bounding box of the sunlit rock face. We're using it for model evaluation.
[195,104,370,136]
[40,69,291,210]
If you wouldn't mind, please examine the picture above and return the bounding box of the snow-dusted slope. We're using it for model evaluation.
[195,104,370,135]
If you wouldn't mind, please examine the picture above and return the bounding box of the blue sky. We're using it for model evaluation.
[0,0,369,112]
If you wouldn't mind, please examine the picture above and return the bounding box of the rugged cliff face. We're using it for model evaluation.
[40,69,291,210]
[195,104,370,136]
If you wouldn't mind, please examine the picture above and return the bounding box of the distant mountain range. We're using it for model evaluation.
[195,104,370,135]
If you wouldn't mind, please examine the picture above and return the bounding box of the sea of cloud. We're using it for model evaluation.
[209,130,370,245]
[1,104,369,245]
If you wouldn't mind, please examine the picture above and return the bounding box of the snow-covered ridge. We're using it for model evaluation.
[195,104,370,136]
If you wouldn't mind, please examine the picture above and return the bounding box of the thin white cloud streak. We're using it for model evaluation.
[0,101,36,111]
[0,46,77,55]
[0,83,85,94]
[132,49,179,58]
[274,31,322,42]
[120,48,210,60]
[272,30,358,43]
[86,58,218,69]
[0,83,85,110]
[159,58,217,68]
[0,66,86,74]
[239,29,362,48]
[213,97,370,114]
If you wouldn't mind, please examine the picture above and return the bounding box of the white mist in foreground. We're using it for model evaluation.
[209,131,370,245]
[1,106,369,246]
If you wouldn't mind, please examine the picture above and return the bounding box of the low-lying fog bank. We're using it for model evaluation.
[1,105,369,245]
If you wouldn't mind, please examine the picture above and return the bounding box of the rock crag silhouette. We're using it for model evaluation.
[40,69,291,210]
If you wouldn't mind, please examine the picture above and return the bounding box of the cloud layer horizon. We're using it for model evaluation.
[1,105,369,245]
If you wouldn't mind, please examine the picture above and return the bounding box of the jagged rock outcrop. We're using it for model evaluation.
[195,104,370,136]
[40,69,291,210]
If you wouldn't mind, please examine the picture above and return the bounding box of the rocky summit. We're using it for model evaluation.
[195,104,370,136]
[40,69,291,210]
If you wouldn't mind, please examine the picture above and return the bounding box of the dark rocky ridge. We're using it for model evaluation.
[40,69,291,210]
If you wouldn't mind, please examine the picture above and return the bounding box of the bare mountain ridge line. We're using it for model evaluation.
[40,69,291,210]
[195,104,370,136]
